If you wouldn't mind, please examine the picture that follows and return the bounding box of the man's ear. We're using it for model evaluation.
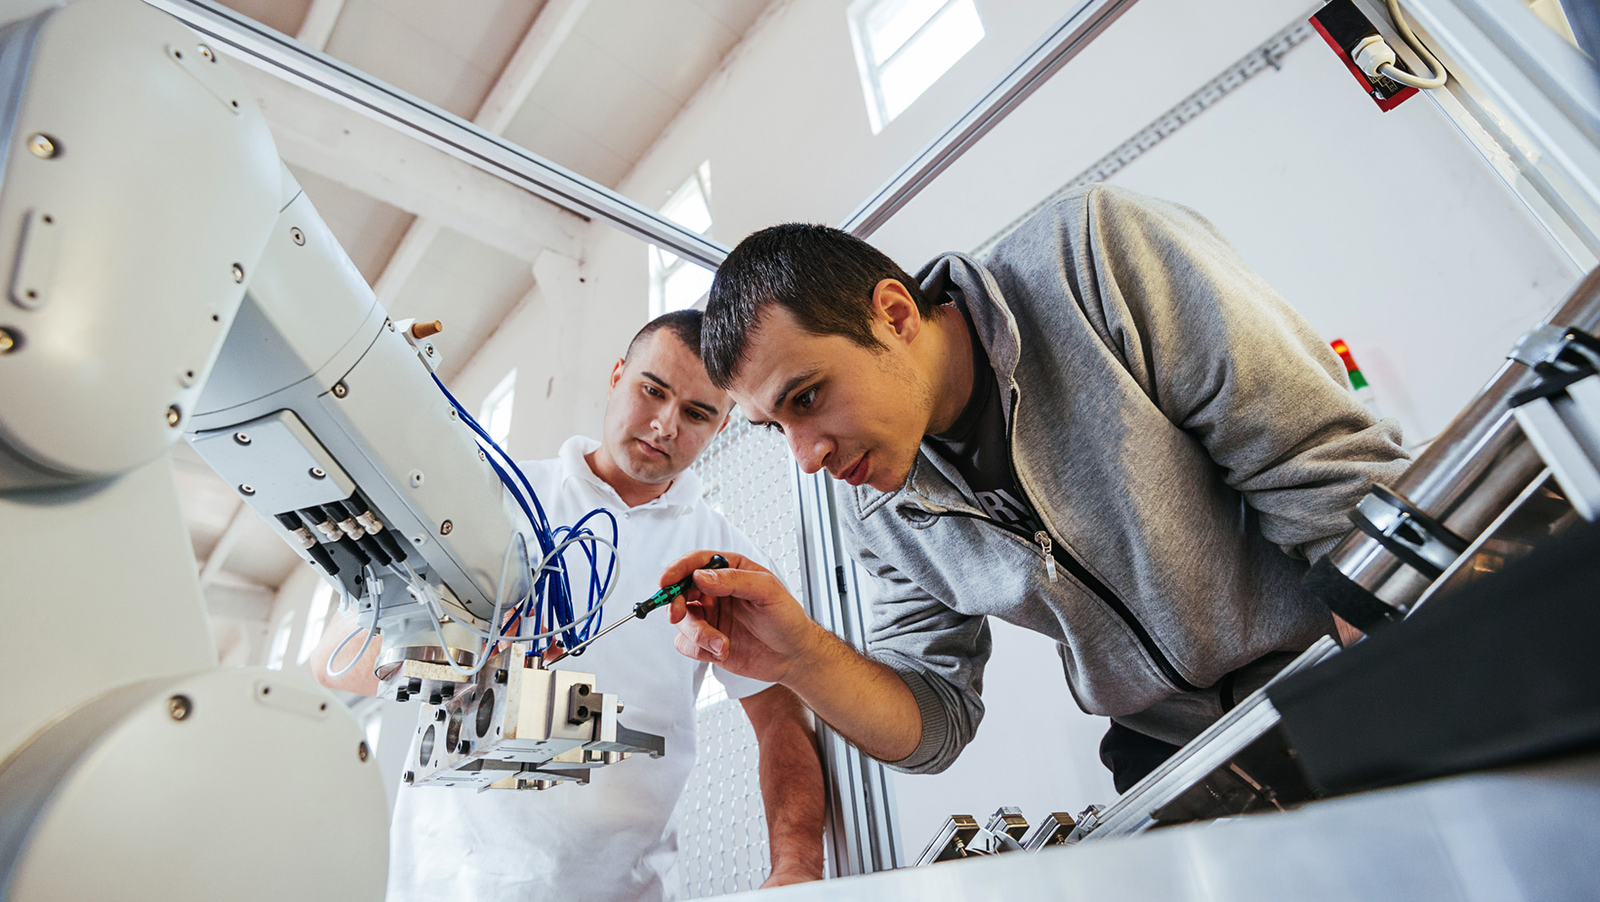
[607,357,626,394]
[872,279,922,345]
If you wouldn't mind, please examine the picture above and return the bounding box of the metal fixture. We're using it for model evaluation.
[357,741,369,762]
[197,42,215,62]
[309,467,326,479]
[439,519,452,535]
[331,381,348,398]
[239,484,255,495]
[0,327,16,354]
[289,226,304,245]
[230,263,244,282]
[26,133,56,158]
[167,694,192,721]
[165,405,180,427]
[233,431,250,445]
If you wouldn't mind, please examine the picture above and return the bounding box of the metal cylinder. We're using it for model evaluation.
[1321,266,1600,615]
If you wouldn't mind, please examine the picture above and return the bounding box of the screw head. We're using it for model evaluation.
[198,43,216,62]
[231,263,245,283]
[478,449,487,461]
[309,467,326,479]
[494,668,508,684]
[233,432,251,445]
[165,405,181,427]
[332,382,348,398]
[0,328,16,354]
[239,484,255,496]
[403,771,415,784]
[27,133,56,158]
[290,227,305,246]
[358,740,370,762]
[167,694,192,721]
[440,520,453,536]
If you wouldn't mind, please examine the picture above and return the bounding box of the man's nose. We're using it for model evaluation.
[651,409,678,439]
[788,429,829,475]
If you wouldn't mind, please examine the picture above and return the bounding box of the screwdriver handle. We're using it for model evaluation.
[633,554,729,619]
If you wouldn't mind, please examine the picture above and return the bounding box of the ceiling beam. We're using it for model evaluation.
[242,66,585,263]
[373,0,592,305]
[198,500,255,589]
[294,0,346,52]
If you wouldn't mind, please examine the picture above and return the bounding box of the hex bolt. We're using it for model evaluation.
[494,669,508,684]
[435,708,447,722]
[166,405,181,427]
[0,328,17,354]
[456,740,471,755]
[290,227,305,246]
[239,484,255,496]
[233,432,251,445]
[309,467,326,479]
[403,771,415,784]
[231,263,245,283]
[358,740,370,762]
[429,692,443,706]
[440,520,453,536]
[167,694,192,721]
[27,134,56,158]
[332,382,349,398]
[396,689,410,702]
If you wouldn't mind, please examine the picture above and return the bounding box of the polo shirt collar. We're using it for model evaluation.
[556,435,703,513]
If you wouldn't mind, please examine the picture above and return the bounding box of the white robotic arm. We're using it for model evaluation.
[0,1,657,898]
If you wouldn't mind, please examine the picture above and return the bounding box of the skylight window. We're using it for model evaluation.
[480,368,516,447]
[849,0,985,133]
[297,582,335,666]
[649,162,715,319]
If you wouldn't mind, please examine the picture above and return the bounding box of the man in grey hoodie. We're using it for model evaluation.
[658,185,1409,791]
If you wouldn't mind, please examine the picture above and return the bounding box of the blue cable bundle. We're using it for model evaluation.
[431,374,618,657]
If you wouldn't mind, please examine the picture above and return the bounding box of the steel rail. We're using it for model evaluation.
[838,0,1142,238]
[143,0,733,270]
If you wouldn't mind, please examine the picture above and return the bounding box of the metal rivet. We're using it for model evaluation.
[166,405,181,427]
[290,227,305,246]
[167,694,192,721]
[231,263,245,283]
[478,449,486,461]
[309,467,326,479]
[239,484,255,495]
[440,520,453,535]
[233,432,251,445]
[358,740,370,762]
[198,43,216,62]
[0,328,16,354]
[27,133,56,158]
[332,382,348,398]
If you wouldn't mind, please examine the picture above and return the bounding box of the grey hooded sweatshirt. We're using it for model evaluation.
[843,185,1409,773]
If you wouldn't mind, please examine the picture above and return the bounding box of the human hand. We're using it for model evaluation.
[660,550,824,685]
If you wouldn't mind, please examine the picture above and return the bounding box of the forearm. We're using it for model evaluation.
[785,627,922,763]
[745,688,825,884]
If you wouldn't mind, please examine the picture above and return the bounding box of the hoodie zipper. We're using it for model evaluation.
[922,386,1200,694]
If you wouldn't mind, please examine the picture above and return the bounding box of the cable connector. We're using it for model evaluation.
[1351,35,1397,80]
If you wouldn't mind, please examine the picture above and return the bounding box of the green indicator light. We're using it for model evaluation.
[1348,369,1369,390]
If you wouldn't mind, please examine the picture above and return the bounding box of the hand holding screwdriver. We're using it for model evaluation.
[545,555,729,664]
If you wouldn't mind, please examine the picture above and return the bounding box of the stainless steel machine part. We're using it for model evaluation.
[1321,266,1600,614]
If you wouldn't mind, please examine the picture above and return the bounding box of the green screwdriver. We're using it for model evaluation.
[545,555,729,664]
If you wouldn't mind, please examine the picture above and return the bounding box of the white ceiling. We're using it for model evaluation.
[182,0,777,629]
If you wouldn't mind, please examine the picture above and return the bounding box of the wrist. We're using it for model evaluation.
[782,621,841,690]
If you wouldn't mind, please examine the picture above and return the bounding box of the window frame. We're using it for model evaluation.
[649,162,715,318]
[847,0,984,133]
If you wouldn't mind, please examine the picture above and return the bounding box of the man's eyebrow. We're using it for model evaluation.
[770,369,820,410]
[642,370,721,417]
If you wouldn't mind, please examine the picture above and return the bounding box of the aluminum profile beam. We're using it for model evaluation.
[143,0,732,270]
[838,0,1141,238]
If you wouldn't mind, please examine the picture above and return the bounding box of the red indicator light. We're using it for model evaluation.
[1330,338,1360,373]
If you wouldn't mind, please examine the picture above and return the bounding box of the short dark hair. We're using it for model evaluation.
[701,223,929,389]
[626,308,703,362]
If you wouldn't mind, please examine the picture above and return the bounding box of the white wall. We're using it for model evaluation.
[447,0,1584,856]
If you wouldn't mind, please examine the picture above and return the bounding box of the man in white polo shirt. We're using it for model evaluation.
[313,310,825,901]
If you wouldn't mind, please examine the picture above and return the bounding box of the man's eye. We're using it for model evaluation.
[796,388,817,409]
[760,421,785,435]
[644,384,663,397]
[687,410,707,422]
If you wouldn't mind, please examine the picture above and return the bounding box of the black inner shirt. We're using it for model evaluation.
[924,295,1044,535]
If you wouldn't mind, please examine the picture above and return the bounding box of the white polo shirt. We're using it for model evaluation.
[387,436,773,902]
